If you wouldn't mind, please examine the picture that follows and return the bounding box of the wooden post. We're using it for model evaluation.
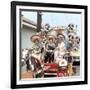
[37,11,42,32]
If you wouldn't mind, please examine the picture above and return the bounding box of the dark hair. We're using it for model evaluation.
[45,24,50,28]
[49,38,53,41]
[58,33,65,40]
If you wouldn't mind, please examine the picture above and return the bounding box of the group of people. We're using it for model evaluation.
[31,24,80,64]
[21,23,80,77]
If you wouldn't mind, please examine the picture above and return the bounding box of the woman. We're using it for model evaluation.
[57,34,66,53]
[54,34,67,64]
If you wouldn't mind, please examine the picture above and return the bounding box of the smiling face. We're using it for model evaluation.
[58,34,65,43]
[49,38,53,43]
[34,39,40,44]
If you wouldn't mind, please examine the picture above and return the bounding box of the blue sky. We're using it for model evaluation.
[22,11,81,36]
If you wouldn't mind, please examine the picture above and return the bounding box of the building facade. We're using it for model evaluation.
[21,16,37,49]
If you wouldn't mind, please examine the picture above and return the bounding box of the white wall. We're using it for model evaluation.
[0,0,89,90]
[21,27,36,49]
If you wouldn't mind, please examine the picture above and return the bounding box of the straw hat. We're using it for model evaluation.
[47,30,57,39]
[47,35,55,41]
[31,35,41,42]
[54,26,65,34]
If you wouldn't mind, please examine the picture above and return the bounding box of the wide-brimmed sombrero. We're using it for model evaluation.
[47,30,57,39]
[31,35,41,42]
[54,26,65,34]
[47,35,56,41]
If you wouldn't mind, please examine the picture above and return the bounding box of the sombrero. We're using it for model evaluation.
[31,35,41,42]
[54,26,65,34]
[47,35,55,40]
[47,30,57,39]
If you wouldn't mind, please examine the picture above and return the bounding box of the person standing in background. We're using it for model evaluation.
[25,53,31,72]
